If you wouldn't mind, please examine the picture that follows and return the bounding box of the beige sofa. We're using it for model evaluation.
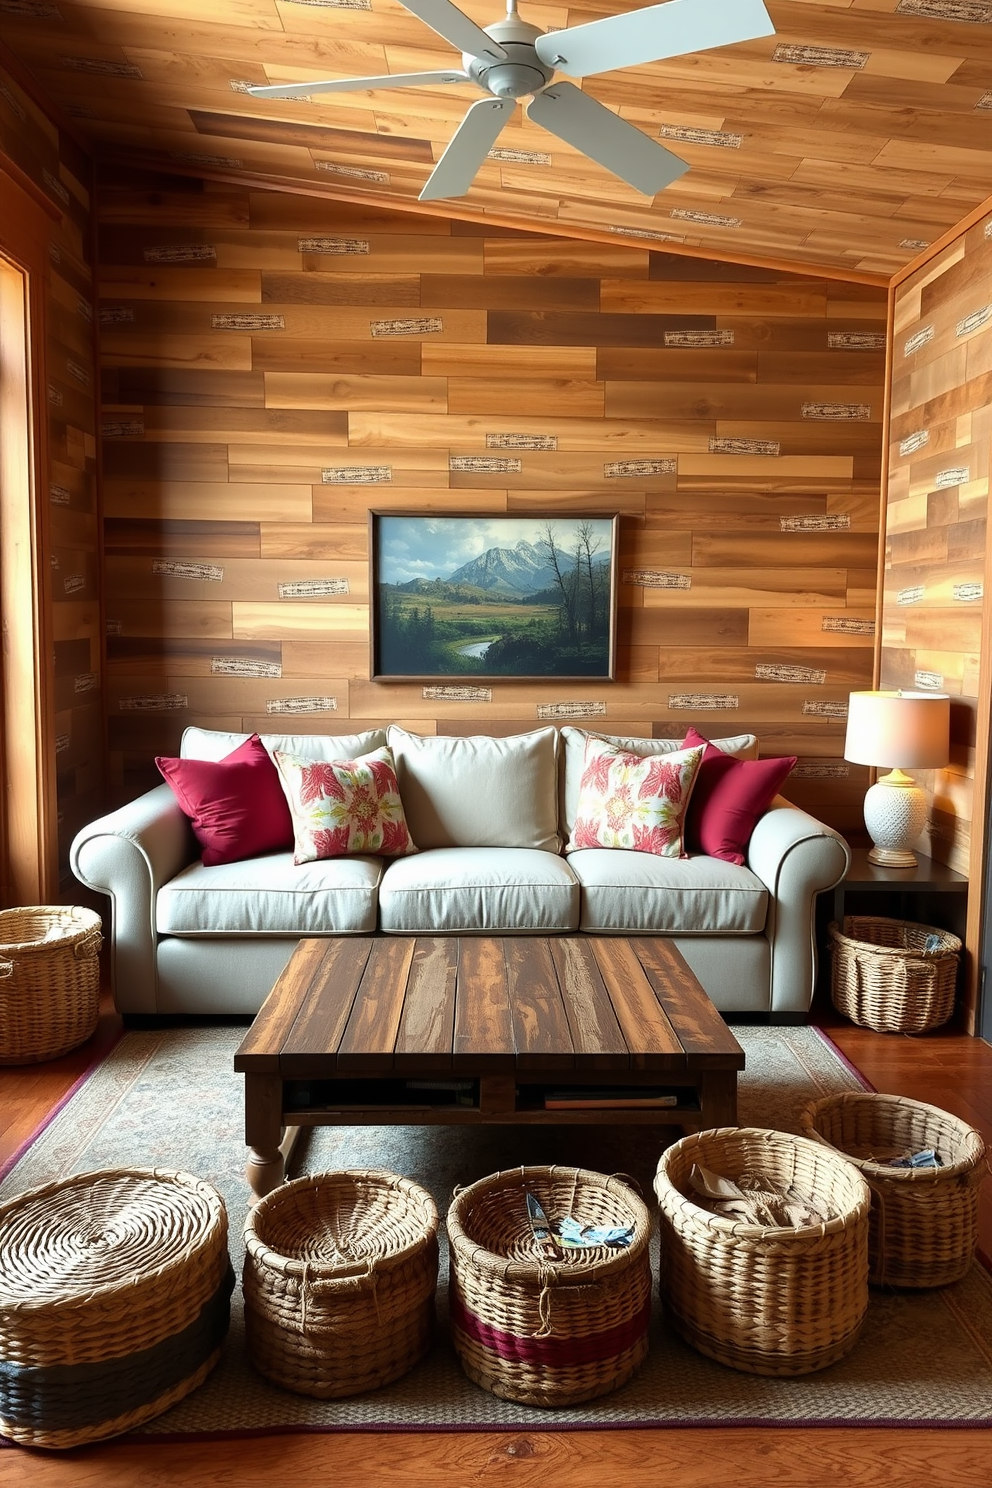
[70,724,850,1019]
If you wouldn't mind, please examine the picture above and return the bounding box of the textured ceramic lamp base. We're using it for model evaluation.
[863,771,928,868]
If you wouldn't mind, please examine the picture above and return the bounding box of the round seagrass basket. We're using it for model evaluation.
[829,915,960,1034]
[800,1091,987,1289]
[243,1169,439,1398]
[446,1165,652,1408]
[0,1167,232,1449]
[654,1127,871,1377]
[0,905,102,1065]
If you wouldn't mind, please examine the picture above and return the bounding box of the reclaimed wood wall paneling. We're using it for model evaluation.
[0,56,101,891]
[98,178,884,828]
[883,208,992,1024]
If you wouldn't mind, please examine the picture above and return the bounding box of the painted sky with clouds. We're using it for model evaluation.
[377,516,614,585]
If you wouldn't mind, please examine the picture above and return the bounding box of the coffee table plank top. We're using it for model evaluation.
[453,938,517,1073]
[631,938,746,1070]
[238,935,745,1081]
[589,940,687,1071]
[234,938,372,1074]
[547,938,628,1071]
[337,938,418,1072]
[505,939,576,1073]
[278,937,377,1073]
[393,938,459,1073]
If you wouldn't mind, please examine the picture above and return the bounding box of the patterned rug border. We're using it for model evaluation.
[2,1021,991,1444]
[810,1026,876,1093]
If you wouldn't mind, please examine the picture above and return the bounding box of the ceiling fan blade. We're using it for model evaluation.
[419,96,514,200]
[248,70,470,100]
[401,0,506,62]
[535,0,774,79]
[526,84,687,196]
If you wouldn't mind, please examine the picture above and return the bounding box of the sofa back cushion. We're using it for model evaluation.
[387,726,559,852]
[180,726,388,763]
[560,728,758,842]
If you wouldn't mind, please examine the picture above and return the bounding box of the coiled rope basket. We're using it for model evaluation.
[654,1127,871,1376]
[800,1091,986,1288]
[243,1169,439,1398]
[0,1167,232,1449]
[447,1164,652,1408]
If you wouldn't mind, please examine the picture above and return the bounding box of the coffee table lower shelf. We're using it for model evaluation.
[243,1069,738,1199]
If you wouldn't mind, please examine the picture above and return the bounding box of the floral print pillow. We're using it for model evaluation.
[566,737,705,858]
[273,746,417,865]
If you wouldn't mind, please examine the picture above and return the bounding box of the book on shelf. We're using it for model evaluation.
[542,1087,691,1110]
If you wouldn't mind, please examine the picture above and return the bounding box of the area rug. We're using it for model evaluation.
[2,1024,991,1439]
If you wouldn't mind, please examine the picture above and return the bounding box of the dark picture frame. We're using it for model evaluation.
[369,511,619,682]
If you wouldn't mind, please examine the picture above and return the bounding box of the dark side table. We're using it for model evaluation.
[832,850,969,930]
[821,850,971,1027]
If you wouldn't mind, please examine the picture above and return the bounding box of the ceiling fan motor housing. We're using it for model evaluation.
[465,17,556,99]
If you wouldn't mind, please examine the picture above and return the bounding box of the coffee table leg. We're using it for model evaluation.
[244,1072,301,1200]
[697,1070,738,1129]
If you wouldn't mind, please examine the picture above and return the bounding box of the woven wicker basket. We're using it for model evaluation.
[447,1165,652,1408]
[0,1167,231,1449]
[800,1091,986,1288]
[0,905,102,1065]
[654,1127,871,1376]
[243,1169,439,1399]
[830,915,960,1033]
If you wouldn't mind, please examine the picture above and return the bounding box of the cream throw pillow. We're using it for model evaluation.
[387,726,559,852]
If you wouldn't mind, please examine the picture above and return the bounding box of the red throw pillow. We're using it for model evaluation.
[681,726,797,866]
[156,734,294,866]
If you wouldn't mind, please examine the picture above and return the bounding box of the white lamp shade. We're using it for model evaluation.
[844,691,950,769]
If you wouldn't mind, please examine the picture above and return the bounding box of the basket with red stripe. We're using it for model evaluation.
[446,1165,652,1407]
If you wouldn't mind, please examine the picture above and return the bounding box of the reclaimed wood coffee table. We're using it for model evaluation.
[235,935,745,1198]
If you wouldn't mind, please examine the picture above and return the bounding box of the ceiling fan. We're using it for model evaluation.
[248,0,773,202]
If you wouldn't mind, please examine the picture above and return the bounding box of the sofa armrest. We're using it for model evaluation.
[746,796,851,1016]
[70,785,196,1015]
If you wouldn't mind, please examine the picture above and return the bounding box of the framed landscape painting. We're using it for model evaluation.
[370,512,619,681]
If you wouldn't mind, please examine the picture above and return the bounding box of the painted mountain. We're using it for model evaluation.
[445,540,561,595]
[446,539,610,597]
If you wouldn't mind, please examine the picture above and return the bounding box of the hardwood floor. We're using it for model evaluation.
[1,997,991,1488]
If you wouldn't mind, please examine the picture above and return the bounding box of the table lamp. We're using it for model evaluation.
[844,690,950,867]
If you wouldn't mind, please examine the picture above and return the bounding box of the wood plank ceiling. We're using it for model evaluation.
[3,0,992,279]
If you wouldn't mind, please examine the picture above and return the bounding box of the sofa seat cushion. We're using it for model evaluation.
[567,849,768,934]
[156,852,382,936]
[379,848,579,933]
